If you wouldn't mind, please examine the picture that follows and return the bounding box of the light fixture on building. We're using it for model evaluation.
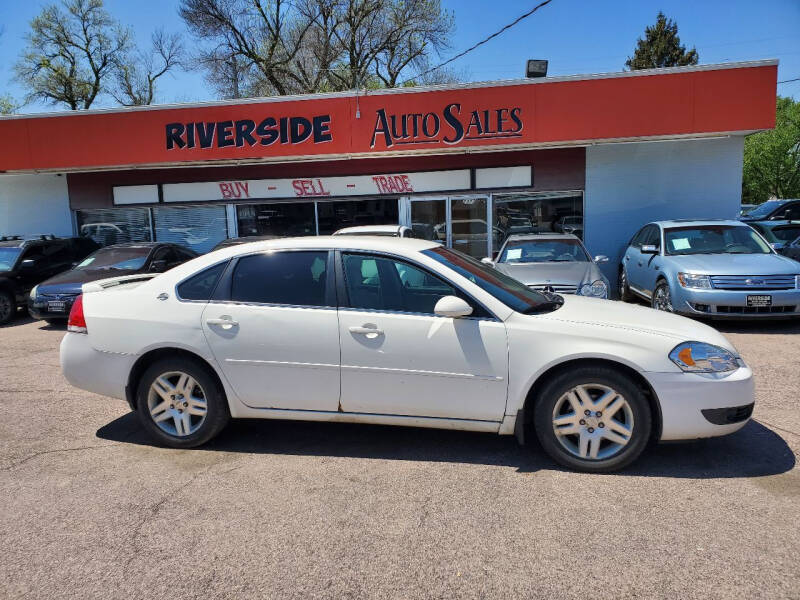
[525,60,548,78]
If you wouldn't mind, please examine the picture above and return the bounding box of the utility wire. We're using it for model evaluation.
[778,76,800,84]
[402,0,554,85]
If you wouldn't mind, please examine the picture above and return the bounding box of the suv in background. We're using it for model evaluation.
[740,199,800,222]
[747,220,800,254]
[0,235,100,325]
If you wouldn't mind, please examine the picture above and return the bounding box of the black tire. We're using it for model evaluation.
[532,366,652,473]
[618,269,633,302]
[651,280,674,312]
[0,289,16,325]
[135,358,230,448]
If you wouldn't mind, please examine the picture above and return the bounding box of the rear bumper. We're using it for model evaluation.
[60,332,134,401]
[645,367,755,441]
[28,296,78,320]
[673,287,800,319]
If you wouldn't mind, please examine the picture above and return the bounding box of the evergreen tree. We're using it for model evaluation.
[626,12,699,70]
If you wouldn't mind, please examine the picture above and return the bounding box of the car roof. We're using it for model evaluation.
[97,242,162,250]
[506,233,581,241]
[206,235,438,259]
[333,225,405,235]
[652,219,745,228]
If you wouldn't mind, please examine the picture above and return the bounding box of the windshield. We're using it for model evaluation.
[664,226,772,255]
[76,247,151,271]
[743,200,783,219]
[498,239,589,263]
[770,226,800,243]
[423,247,556,314]
[0,247,21,272]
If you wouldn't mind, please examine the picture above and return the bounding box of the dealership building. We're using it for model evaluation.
[0,59,776,283]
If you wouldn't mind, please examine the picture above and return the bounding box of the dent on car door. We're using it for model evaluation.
[336,252,508,422]
[200,250,341,411]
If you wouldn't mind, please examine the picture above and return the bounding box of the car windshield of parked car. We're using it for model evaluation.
[770,226,800,243]
[75,247,151,271]
[423,247,556,313]
[664,226,772,255]
[743,200,783,219]
[0,247,21,271]
[498,239,589,263]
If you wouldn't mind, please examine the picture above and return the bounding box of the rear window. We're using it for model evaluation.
[230,251,329,307]
[177,262,227,301]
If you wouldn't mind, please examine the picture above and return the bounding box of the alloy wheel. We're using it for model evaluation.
[551,383,635,460]
[147,371,208,437]
[652,284,673,312]
[619,270,628,298]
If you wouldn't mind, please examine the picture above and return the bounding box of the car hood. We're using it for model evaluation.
[495,261,603,285]
[665,253,800,275]
[38,268,141,294]
[536,294,736,351]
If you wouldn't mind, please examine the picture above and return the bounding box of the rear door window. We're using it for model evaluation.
[230,251,329,307]
[177,262,227,301]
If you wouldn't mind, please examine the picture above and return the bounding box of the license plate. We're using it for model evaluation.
[747,295,772,307]
[47,301,66,312]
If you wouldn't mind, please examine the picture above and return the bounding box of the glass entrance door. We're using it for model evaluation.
[402,195,490,258]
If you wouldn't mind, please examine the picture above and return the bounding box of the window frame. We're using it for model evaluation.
[334,249,496,320]
[175,259,231,303]
[209,249,337,309]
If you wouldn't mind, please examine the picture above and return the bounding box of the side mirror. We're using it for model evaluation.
[481,257,494,266]
[641,245,659,254]
[20,259,36,270]
[150,259,168,272]
[593,255,609,263]
[434,295,473,318]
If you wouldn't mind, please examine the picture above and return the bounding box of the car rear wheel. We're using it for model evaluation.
[136,358,230,448]
[618,269,633,302]
[0,290,15,325]
[652,280,674,312]
[532,366,652,472]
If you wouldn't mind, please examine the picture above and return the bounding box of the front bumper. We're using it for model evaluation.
[28,295,78,321]
[672,286,800,319]
[646,366,755,441]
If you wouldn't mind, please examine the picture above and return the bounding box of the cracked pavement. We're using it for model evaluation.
[0,316,798,599]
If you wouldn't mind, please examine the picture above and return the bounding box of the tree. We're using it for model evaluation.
[113,30,185,106]
[625,12,698,70]
[179,0,454,97]
[742,96,800,203]
[0,96,17,115]
[14,0,130,110]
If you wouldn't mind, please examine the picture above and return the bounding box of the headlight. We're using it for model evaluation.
[579,280,607,298]
[669,342,739,373]
[29,285,38,300]
[677,273,712,289]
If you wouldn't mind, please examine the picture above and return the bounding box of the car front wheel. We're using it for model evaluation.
[652,280,674,312]
[136,358,230,448]
[0,290,15,325]
[532,366,652,472]
[618,269,633,302]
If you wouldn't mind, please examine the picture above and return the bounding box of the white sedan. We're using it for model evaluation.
[61,237,754,472]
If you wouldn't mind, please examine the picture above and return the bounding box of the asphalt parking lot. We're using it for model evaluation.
[1,315,798,599]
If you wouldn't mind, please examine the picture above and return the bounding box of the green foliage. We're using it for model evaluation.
[743,96,800,203]
[0,95,17,114]
[625,12,699,70]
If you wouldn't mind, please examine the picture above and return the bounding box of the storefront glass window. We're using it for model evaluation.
[316,198,399,235]
[237,203,316,237]
[152,205,228,254]
[492,192,583,254]
[76,208,152,247]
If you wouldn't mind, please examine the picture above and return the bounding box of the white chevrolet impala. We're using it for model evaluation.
[61,237,754,472]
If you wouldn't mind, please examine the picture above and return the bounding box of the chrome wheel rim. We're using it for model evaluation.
[552,383,635,460]
[653,285,673,312]
[619,270,627,297]
[147,371,208,437]
[0,294,12,322]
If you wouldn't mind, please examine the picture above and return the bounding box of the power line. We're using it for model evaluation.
[778,77,800,84]
[402,0,554,84]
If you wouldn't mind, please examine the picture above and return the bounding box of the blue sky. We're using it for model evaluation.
[1,0,798,113]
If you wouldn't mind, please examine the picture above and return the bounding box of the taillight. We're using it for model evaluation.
[67,294,87,333]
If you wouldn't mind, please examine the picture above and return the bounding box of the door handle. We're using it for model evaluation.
[349,326,384,336]
[206,316,239,329]
[637,262,643,267]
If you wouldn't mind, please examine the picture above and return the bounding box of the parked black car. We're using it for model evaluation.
[28,242,197,323]
[748,220,800,254]
[210,235,281,251]
[0,235,100,325]
[740,199,800,222]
